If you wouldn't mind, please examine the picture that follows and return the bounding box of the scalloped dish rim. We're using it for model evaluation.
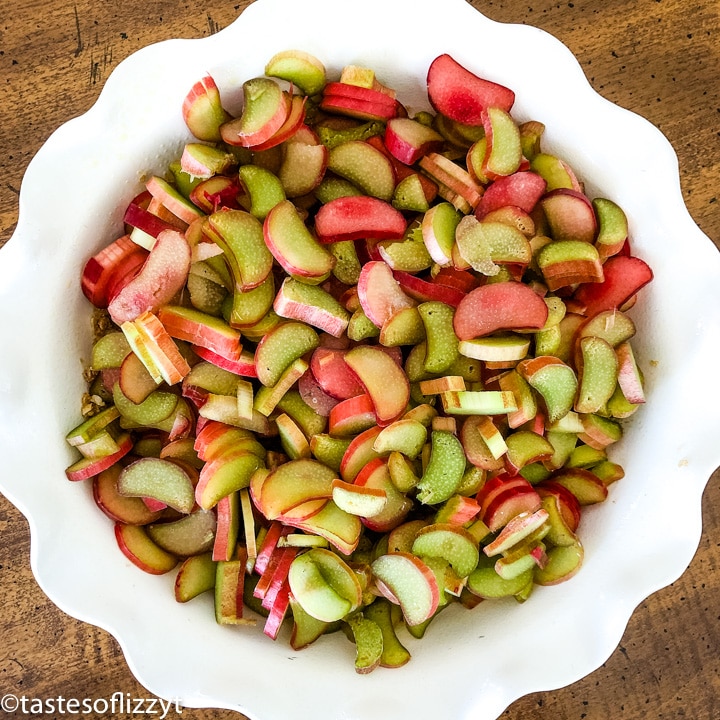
[1,0,719,719]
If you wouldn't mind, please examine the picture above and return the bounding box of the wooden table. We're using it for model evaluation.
[1,0,718,717]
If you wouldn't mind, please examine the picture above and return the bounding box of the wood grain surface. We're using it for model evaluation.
[0,0,718,718]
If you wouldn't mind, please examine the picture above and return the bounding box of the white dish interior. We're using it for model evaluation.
[1,0,719,718]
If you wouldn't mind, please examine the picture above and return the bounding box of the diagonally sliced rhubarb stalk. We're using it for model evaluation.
[107,229,191,325]
[315,196,406,244]
[427,54,515,124]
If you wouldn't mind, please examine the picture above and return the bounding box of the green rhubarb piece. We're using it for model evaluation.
[412,524,479,578]
[147,176,204,219]
[265,199,335,280]
[554,470,610,505]
[327,140,395,201]
[518,120,545,162]
[379,306,426,347]
[169,160,203,198]
[416,430,466,505]
[452,120,486,146]
[446,354,483,384]
[567,444,607,468]
[392,174,430,213]
[276,389,327,438]
[197,451,263,510]
[542,296,567,329]
[580,413,623,446]
[534,325,562,357]
[205,432,266,463]
[363,599,411,668]
[404,605,446,639]
[347,308,380,341]
[184,360,241,396]
[310,434,353,472]
[228,273,275,328]
[129,397,192,435]
[422,202,461,265]
[214,560,245,624]
[413,111,434,127]
[112,384,178,426]
[378,224,432,273]
[131,435,163,458]
[232,309,282,342]
[537,239,601,269]
[316,121,385,150]
[540,495,578,547]
[534,541,584,585]
[544,430,578,471]
[418,302,460,374]
[410,382,436,407]
[205,209,273,291]
[198,394,270,434]
[518,358,578,424]
[606,383,641,419]
[529,153,576,191]
[289,595,331,650]
[551,314,586,363]
[175,553,217,603]
[402,403,438,427]
[255,321,319,387]
[314,176,364,204]
[238,164,286,220]
[546,410,585,434]
[590,460,625,485]
[456,466,486,497]
[505,430,554,469]
[404,341,433,382]
[276,413,312,460]
[484,107,522,176]
[265,50,327,96]
[238,77,285,138]
[329,240,362,285]
[183,143,235,177]
[290,548,362,620]
[345,613,384,674]
[519,462,551,484]
[575,336,619,414]
[455,217,531,276]
[592,197,628,254]
[466,136,489,183]
[74,428,122,459]
[254,359,309,418]
[65,406,120,446]
[421,556,453,608]
[277,277,350,330]
[387,451,420,493]
[91,331,131,370]
[497,369,537,429]
[575,310,636,347]
[118,457,195,514]
[187,273,227,315]
[373,419,427,459]
[458,334,530,362]
[467,555,534,599]
[147,510,217,556]
[495,551,541,581]
[203,254,234,291]
[441,390,518,416]
[433,113,483,149]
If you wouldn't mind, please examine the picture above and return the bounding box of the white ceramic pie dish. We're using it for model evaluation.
[1,0,718,718]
